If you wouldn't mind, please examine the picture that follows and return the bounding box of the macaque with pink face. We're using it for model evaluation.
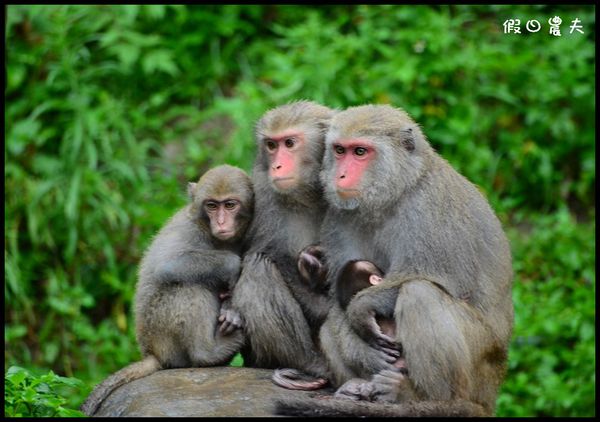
[275,104,512,417]
[230,101,337,391]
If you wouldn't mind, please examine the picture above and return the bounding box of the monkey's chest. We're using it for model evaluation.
[283,213,321,255]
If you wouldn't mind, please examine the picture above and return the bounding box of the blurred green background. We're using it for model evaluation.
[4,5,595,417]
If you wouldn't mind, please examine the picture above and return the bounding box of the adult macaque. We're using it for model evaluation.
[230,101,336,391]
[276,104,513,416]
[81,165,253,415]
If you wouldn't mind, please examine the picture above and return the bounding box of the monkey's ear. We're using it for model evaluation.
[401,128,416,152]
[369,274,383,285]
[187,182,197,200]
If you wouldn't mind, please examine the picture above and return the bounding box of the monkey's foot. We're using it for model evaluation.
[272,368,328,391]
[218,306,244,335]
[369,368,408,403]
[333,378,376,401]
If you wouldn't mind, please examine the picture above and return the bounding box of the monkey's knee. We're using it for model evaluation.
[189,331,244,367]
[396,280,474,401]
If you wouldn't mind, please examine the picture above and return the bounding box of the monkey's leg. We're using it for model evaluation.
[232,253,328,380]
[394,279,495,408]
[138,286,189,368]
[178,285,244,367]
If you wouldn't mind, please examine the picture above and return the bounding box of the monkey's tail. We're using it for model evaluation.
[274,395,487,417]
[80,355,161,416]
[272,368,329,390]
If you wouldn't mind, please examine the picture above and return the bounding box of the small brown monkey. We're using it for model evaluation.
[81,165,253,415]
[336,259,384,310]
[276,104,513,417]
[283,255,406,392]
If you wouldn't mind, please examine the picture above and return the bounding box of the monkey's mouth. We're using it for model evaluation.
[272,177,295,190]
[215,230,235,240]
[336,189,360,199]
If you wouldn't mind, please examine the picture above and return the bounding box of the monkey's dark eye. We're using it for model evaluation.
[354,147,368,156]
[265,140,277,151]
[284,138,295,148]
[205,202,218,211]
[224,201,238,210]
[334,145,345,155]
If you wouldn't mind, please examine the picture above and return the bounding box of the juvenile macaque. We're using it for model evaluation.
[81,165,253,415]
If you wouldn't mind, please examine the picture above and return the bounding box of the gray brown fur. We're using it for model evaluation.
[81,165,253,415]
[278,104,513,416]
[275,395,486,417]
[231,101,336,379]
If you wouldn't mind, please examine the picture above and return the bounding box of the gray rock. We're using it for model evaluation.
[92,366,325,417]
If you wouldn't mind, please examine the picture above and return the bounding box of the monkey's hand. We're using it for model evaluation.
[297,245,328,292]
[346,287,399,352]
[369,367,409,403]
[355,310,400,360]
[218,299,244,335]
[334,378,376,402]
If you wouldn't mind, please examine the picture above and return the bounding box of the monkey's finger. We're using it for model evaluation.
[373,329,399,347]
[383,354,399,364]
[376,349,400,364]
[334,382,372,401]
[220,319,237,335]
[376,345,401,358]
[222,325,235,335]
[375,339,397,352]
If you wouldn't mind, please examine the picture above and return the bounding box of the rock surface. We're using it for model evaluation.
[92,366,324,417]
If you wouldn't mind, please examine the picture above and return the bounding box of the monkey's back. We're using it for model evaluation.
[382,154,513,340]
[134,206,211,347]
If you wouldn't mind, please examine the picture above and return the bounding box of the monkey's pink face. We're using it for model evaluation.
[204,199,241,241]
[264,130,305,191]
[332,139,376,199]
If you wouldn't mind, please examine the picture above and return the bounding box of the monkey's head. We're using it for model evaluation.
[321,104,432,213]
[188,165,254,243]
[255,101,335,197]
[336,260,384,309]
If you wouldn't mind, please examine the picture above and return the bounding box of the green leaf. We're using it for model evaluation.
[142,49,179,76]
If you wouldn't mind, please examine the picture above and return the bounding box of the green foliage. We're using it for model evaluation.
[5,4,595,417]
[497,208,596,417]
[4,366,87,417]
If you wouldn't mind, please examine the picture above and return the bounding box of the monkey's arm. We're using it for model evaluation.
[344,283,400,353]
[156,250,241,291]
[322,306,398,384]
[231,252,328,376]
